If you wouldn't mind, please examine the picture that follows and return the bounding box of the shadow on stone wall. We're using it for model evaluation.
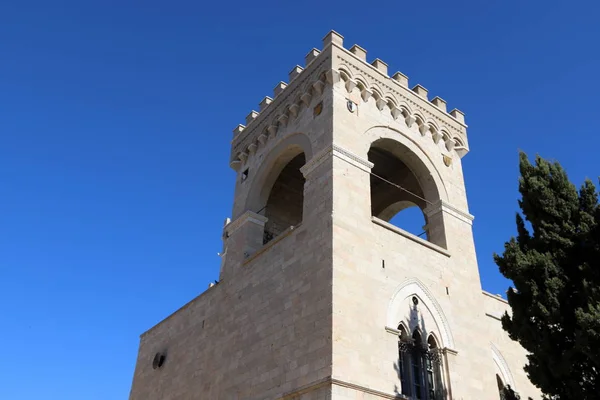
[391,302,448,399]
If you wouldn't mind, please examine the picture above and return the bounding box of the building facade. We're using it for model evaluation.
[129,31,540,400]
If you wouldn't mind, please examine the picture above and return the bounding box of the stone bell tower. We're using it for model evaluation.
[129,31,540,400]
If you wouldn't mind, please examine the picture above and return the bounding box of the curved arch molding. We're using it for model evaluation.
[363,125,449,203]
[244,132,313,213]
[387,278,455,350]
[491,342,516,389]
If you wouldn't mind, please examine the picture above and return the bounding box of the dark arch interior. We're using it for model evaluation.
[263,153,306,244]
[368,142,429,240]
[427,335,438,350]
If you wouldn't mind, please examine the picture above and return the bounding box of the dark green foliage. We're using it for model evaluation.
[499,384,534,400]
[502,385,521,400]
[494,152,600,399]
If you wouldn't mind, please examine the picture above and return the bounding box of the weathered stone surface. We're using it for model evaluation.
[128,31,540,400]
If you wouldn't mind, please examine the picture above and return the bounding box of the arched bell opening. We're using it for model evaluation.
[368,138,444,245]
[262,153,306,244]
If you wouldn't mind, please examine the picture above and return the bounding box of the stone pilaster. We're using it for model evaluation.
[220,210,268,279]
[423,199,474,250]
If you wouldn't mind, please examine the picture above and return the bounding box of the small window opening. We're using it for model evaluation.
[262,153,306,244]
[241,168,249,182]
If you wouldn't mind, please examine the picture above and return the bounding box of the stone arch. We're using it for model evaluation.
[365,126,449,245]
[355,77,368,91]
[338,67,352,81]
[397,101,413,116]
[453,136,465,147]
[413,111,426,124]
[385,94,399,107]
[364,125,448,203]
[370,85,384,99]
[387,278,455,349]
[245,133,313,214]
[397,320,410,334]
[491,343,516,390]
[427,331,442,348]
[440,128,451,142]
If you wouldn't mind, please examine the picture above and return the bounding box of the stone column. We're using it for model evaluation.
[220,210,268,280]
[423,201,448,249]
[423,200,474,251]
[442,347,458,399]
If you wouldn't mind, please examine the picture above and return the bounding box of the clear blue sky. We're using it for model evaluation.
[1,1,598,399]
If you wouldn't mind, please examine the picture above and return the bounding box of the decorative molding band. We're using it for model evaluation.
[224,210,268,236]
[279,375,409,400]
[385,327,459,357]
[491,342,516,389]
[301,143,373,178]
[482,290,509,304]
[332,143,373,172]
[336,53,466,134]
[485,312,502,322]
[279,376,330,399]
[443,347,458,356]
[232,56,330,156]
[424,199,474,226]
[384,325,401,335]
[372,217,451,257]
[242,224,300,266]
[300,145,333,178]
[332,378,408,400]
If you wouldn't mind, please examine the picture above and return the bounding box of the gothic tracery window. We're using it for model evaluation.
[398,327,444,400]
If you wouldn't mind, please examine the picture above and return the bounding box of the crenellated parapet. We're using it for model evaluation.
[229,30,469,172]
[330,32,469,159]
[229,43,336,171]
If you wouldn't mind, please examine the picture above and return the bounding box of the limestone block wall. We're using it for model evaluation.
[129,213,333,400]
[228,42,337,223]
[323,35,539,399]
[482,292,540,399]
[129,30,542,400]
[130,34,340,400]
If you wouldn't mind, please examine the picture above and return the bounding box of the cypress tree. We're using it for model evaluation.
[494,152,600,399]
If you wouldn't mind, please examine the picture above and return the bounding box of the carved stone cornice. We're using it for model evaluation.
[231,55,331,157]
[224,210,268,236]
[335,53,466,137]
[423,199,474,226]
[300,143,373,178]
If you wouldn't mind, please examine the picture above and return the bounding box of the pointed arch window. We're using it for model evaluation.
[398,327,444,400]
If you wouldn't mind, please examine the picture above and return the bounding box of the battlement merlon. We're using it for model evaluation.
[229,30,469,168]
[327,33,468,146]
[229,38,336,167]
